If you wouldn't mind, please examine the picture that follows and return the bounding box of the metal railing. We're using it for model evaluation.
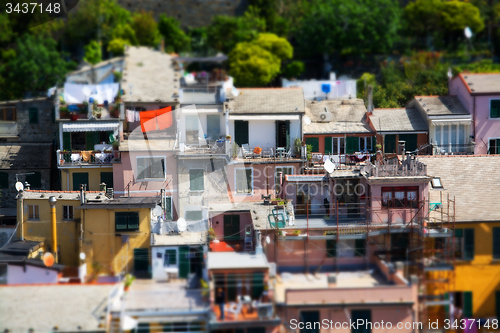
[57,150,120,166]
[362,158,427,177]
[431,143,475,155]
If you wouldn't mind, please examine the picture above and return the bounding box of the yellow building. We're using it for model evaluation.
[60,166,114,192]
[422,156,500,321]
[78,196,160,277]
[17,189,105,267]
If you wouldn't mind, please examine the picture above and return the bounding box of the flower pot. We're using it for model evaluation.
[70,114,78,121]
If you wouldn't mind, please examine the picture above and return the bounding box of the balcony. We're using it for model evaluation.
[58,103,122,121]
[0,122,18,137]
[432,143,475,155]
[57,150,120,167]
[362,158,427,178]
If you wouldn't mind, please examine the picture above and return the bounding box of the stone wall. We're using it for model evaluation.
[0,169,52,209]
[14,98,58,143]
[116,0,249,28]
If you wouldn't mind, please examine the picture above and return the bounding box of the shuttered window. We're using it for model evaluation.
[186,210,202,221]
[493,228,500,259]
[324,137,332,154]
[385,134,397,153]
[305,137,319,152]
[115,212,140,231]
[326,239,336,257]
[0,172,8,189]
[464,228,474,260]
[164,249,176,266]
[234,120,249,146]
[136,157,165,180]
[28,107,38,124]
[491,100,500,118]
[26,171,42,189]
[163,196,173,220]
[72,172,89,191]
[189,169,204,191]
[463,291,473,318]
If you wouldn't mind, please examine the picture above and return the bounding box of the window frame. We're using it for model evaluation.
[115,212,140,232]
[275,166,294,191]
[28,107,38,124]
[189,168,205,192]
[0,106,16,121]
[163,249,177,267]
[489,138,500,154]
[136,156,166,181]
[359,137,372,152]
[490,99,500,119]
[62,205,74,220]
[163,196,173,220]
[27,205,40,220]
[381,186,419,209]
[235,167,253,195]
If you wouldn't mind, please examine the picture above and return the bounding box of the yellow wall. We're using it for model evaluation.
[17,197,82,267]
[61,167,113,191]
[81,207,151,276]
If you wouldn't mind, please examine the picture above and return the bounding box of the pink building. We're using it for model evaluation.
[449,73,500,154]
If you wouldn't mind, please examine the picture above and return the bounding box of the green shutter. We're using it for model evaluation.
[355,238,365,257]
[133,248,150,277]
[346,137,359,154]
[496,291,500,319]
[164,249,177,266]
[324,137,332,154]
[252,272,264,300]
[326,239,336,257]
[224,215,240,240]
[164,196,173,220]
[72,172,89,191]
[128,212,139,230]
[115,212,128,230]
[189,169,204,191]
[464,228,474,260]
[26,172,41,189]
[286,120,290,148]
[399,134,418,152]
[305,137,319,152]
[137,323,150,333]
[454,228,463,237]
[246,169,252,192]
[178,246,190,279]
[234,120,249,146]
[0,172,8,189]
[63,132,71,151]
[86,132,99,150]
[491,100,500,118]
[28,108,38,124]
[385,134,397,153]
[100,172,114,188]
[493,228,500,259]
[463,291,473,318]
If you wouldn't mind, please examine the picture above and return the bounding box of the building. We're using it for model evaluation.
[282,75,357,101]
[448,73,500,155]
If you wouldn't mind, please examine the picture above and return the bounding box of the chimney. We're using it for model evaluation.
[80,184,87,205]
[367,85,374,113]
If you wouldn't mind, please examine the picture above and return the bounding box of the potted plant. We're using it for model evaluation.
[208,228,216,241]
[112,141,120,150]
[93,108,102,119]
[60,106,69,119]
[225,135,231,141]
[294,138,302,156]
[111,104,120,118]
[70,111,78,121]
[124,274,135,291]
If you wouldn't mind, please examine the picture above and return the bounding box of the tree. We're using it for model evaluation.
[84,40,102,65]
[403,0,443,48]
[112,23,138,45]
[282,61,305,79]
[132,10,161,47]
[229,33,293,86]
[107,38,129,56]
[0,34,72,100]
[441,1,484,34]
[158,15,191,53]
[293,0,401,56]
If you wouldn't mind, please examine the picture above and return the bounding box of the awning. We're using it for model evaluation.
[431,119,471,126]
[229,115,300,120]
[62,122,120,132]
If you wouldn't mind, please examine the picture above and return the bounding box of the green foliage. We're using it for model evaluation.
[294,0,401,56]
[107,38,129,56]
[189,27,213,56]
[112,23,138,45]
[132,11,161,47]
[0,34,73,100]
[158,15,191,53]
[84,40,102,65]
[453,59,500,73]
[229,33,292,86]
[441,1,484,33]
[282,61,305,79]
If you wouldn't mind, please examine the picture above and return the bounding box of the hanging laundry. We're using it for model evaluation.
[140,110,158,132]
[156,106,173,130]
[64,83,119,104]
[126,110,135,123]
[139,106,173,133]
[134,111,140,122]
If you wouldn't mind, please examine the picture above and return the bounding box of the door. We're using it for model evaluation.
[190,246,203,277]
[234,120,249,146]
[207,115,220,140]
[399,134,417,152]
[276,120,290,148]
[223,215,240,240]
[178,246,190,279]
[300,311,320,333]
[384,134,397,153]
[133,248,150,278]
[85,131,100,150]
[346,137,359,154]
[351,310,371,333]
[72,172,89,191]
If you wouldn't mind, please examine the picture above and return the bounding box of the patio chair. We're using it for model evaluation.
[225,301,243,319]
[284,148,292,159]
[262,147,273,158]
[241,144,253,159]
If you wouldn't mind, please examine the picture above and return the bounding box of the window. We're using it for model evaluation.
[324,137,345,155]
[28,205,40,220]
[234,120,249,146]
[351,310,371,333]
[100,172,114,188]
[489,139,500,154]
[207,114,220,140]
[189,169,204,191]
[381,187,419,208]
[299,311,320,333]
[305,137,319,152]
[431,177,443,189]
[185,115,199,143]
[136,157,165,180]
[72,172,89,191]
[0,107,16,121]
[384,134,396,153]
[186,210,202,221]
[434,124,469,153]
[494,228,500,259]
[63,205,74,220]
[359,137,372,152]
[491,100,500,118]
[345,137,359,154]
[115,212,140,231]
[0,172,8,189]
[29,107,38,124]
[453,228,474,260]
[235,168,252,194]
[164,249,176,267]
[223,215,240,240]
[326,239,336,257]
[26,172,41,189]
[163,196,173,220]
[355,238,365,257]
[399,134,418,152]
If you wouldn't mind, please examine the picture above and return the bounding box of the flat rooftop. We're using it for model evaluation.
[0,284,115,332]
[207,252,269,270]
[274,271,388,304]
[152,232,206,246]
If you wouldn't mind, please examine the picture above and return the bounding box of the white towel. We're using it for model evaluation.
[126,110,135,122]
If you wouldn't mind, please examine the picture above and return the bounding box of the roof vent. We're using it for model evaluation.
[468,82,473,85]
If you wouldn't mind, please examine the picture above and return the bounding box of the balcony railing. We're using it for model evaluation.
[432,143,475,155]
[362,158,427,178]
[57,150,120,166]
[58,103,122,120]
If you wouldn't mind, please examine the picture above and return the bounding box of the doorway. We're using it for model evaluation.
[276,120,290,148]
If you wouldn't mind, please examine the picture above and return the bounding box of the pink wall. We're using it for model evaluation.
[7,264,59,284]
[449,75,500,154]
[210,212,253,240]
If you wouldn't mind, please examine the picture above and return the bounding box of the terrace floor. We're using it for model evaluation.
[211,303,260,322]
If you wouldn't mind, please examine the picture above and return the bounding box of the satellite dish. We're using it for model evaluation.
[266,236,271,244]
[464,27,472,39]
[177,218,187,232]
[43,252,54,267]
[304,116,311,126]
[324,159,335,173]
[79,252,86,260]
[152,205,163,217]
[231,87,240,97]
[15,181,24,192]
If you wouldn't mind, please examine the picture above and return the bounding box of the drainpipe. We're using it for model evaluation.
[19,191,24,241]
[225,109,230,136]
[473,96,476,153]
[49,196,58,263]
